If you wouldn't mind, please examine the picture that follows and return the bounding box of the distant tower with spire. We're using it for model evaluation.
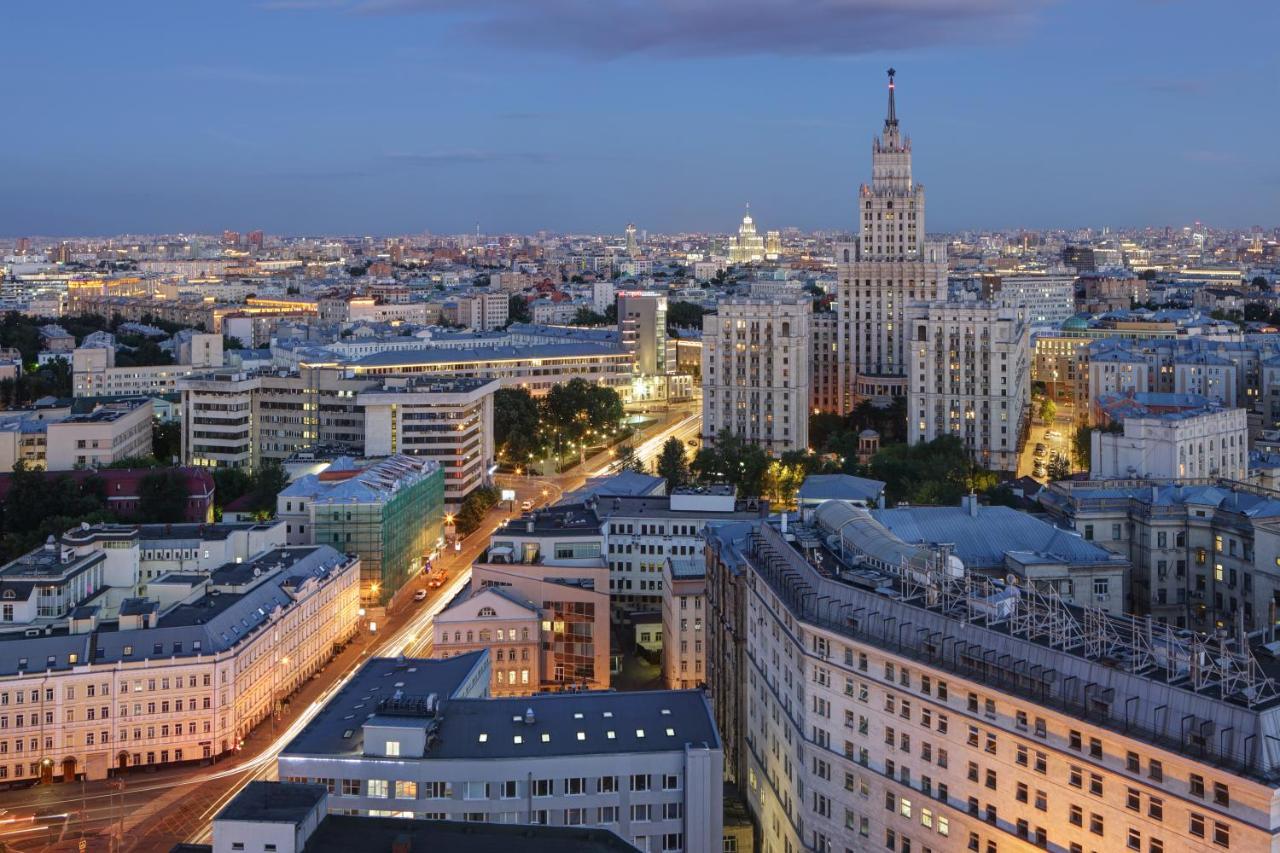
[625,222,639,257]
[729,203,766,263]
[833,68,948,407]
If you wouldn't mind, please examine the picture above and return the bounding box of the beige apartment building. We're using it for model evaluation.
[0,542,358,782]
[661,557,706,690]
[45,398,153,470]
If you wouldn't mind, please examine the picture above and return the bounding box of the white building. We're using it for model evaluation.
[1091,406,1249,481]
[45,398,153,470]
[617,291,674,377]
[835,70,948,406]
[907,300,1031,472]
[72,331,223,398]
[701,296,810,453]
[455,291,509,332]
[985,272,1078,324]
[277,652,723,853]
[357,377,497,504]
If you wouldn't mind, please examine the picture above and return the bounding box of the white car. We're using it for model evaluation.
[413,589,428,601]
[1045,430,1062,440]
[520,499,533,511]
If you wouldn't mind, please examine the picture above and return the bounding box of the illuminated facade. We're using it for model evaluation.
[728,207,766,264]
[836,69,947,407]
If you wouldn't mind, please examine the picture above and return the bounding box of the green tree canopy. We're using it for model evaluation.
[493,387,542,466]
[654,437,690,491]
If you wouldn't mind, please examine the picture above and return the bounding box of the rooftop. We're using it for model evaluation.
[279,455,441,505]
[283,653,488,756]
[350,343,626,368]
[797,473,886,504]
[217,780,326,824]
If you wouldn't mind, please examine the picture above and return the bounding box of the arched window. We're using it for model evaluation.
[477,607,497,617]
[2,590,14,600]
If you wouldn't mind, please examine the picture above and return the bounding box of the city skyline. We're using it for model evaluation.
[4,0,1278,236]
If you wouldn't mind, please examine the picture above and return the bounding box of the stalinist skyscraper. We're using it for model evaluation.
[835,69,947,408]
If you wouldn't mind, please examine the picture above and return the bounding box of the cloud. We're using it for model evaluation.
[1184,149,1234,164]
[343,0,1045,58]
[178,65,300,85]
[258,0,352,10]
[1142,78,1207,96]
[383,149,560,164]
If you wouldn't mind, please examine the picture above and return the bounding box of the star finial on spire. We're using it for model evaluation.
[885,67,898,128]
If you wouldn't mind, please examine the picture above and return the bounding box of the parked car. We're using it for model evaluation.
[520,499,533,511]
[413,589,428,602]
[1045,430,1062,440]
[1033,463,1047,478]
[1033,443,1047,457]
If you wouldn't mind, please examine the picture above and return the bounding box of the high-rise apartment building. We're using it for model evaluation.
[907,300,1031,472]
[836,69,947,407]
[616,291,674,377]
[701,296,810,453]
[706,512,1280,853]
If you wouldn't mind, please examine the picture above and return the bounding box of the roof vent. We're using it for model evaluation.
[524,707,535,725]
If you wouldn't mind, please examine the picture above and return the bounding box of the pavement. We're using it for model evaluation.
[1016,414,1077,482]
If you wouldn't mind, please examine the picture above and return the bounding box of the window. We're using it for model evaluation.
[1127,829,1141,851]
[1189,813,1205,839]
[341,779,361,796]
[1090,813,1104,836]
[464,782,489,800]
[384,740,400,757]
[1189,774,1204,797]
[630,774,650,792]
[1148,759,1163,782]
[367,779,388,799]
[532,779,553,797]
[394,780,417,800]
[1148,797,1163,821]
[1213,821,1230,848]
[1213,782,1229,807]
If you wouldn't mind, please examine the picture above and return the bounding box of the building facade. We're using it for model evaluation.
[278,455,445,606]
[701,296,810,453]
[278,654,723,853]
[836,70,948,406]
[907,300,1031,472]
[706,514,1280,853]
[0,544,358,782]
[1091,406,1249,481]
[661,558,706,691]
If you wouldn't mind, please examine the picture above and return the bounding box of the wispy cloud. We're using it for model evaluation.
[1142,77,1208,96]
[258,0,351,10]
[178,65,300,85]
[323,0,1048,59]
[383,149,561,165]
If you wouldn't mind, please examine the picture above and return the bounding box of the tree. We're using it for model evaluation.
[507,294,532,324]
[1038,398,1057,423]
[138,470,191,523]
[666,301,712,334]
[569,306,610,326]
[1252,275,1270,290]
[654,437,690,491]
[152,421,181,463]
[1047,456,1071,481]
[455,485,500,535]
[493,387,542,465]
[213,467,254,510]
[616,445,647,474]
[867,436,976,506]
[541,379,623,446]
[690,430,769,497]
[225,336,246,350]
[248,461,289,513]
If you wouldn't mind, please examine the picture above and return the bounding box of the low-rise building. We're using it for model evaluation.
[432,586,543,696]
[277,455,445,606]
[0,544,359,782]
[44,399,153,470]
[277,653,723,853]
[194,781,644,853]
[1091,404,1249,480]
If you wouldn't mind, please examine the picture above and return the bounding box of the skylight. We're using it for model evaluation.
[636,729,645,738]
[577,732,585,741]
[541,733,550,743]
[666,728,675,736]
[513,735,523,744]
[606,731,616,739]
[478,734,488,743]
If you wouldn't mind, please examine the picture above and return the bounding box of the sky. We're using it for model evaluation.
[2,0,1277,237]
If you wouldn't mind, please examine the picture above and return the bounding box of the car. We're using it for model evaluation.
[1033,443,1047,457]
[413,589,428,602]
[520,499,533,511]
[1033,464,1047,478]
[687,439,698,447]
[1045,430,1062,439]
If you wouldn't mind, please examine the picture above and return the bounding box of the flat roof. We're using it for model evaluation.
[301,815,640,852]
[388,690,718,761]
[283,653,488,756]
[217,781,325,824]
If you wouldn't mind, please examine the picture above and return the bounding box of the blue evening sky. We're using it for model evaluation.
[2,0,1276,236]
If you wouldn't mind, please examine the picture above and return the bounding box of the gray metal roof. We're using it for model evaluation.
[871,505,1117,569]
[797,474,886,504]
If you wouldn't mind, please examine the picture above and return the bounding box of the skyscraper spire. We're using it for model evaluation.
[885,67,898,129]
